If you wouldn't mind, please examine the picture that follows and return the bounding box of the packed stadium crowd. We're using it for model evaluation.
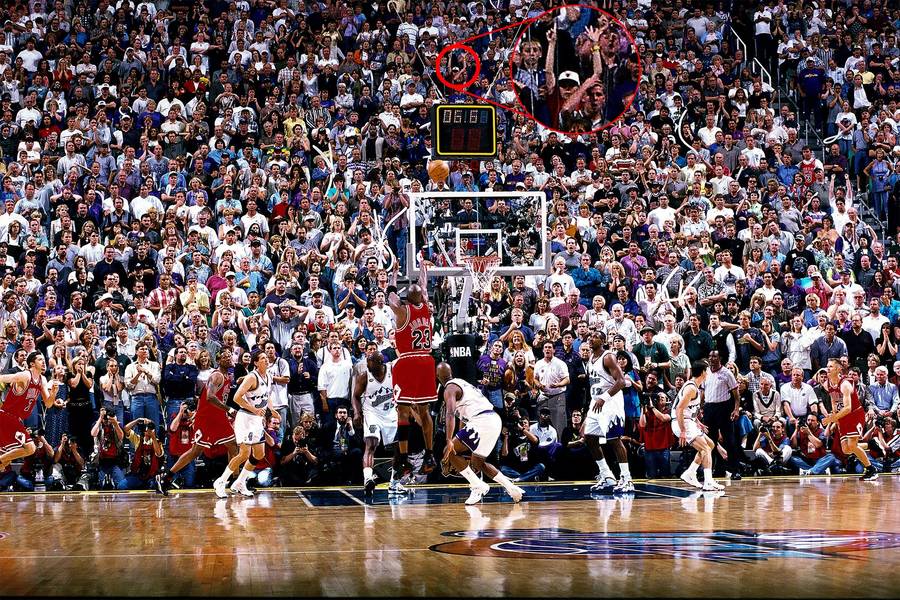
[0,0,899,493]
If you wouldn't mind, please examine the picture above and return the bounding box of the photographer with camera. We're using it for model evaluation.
[789,413,841,475]
[90,407,126,490]
[121,417,164,491]
[861,415,900,473]
[638,386,674,479]
[51,433,86,490]
[752,420,793,475]
[166,401,198,489]
[279,423,319,486]
[499,415,545,482]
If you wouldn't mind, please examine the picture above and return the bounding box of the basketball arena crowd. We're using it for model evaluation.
[0,0,899,493]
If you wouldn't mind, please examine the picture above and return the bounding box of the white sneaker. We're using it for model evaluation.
[508,485,525,503]
[613,478,635,493]
[680,471,702,488]
[388,480,408,495]
[590,477,617,492]
[465,481,491,505]
[213,479,229,499]
[799,469,811,476]
[702,480,724,491]
[825,467,832,476]
[230,481,254,497]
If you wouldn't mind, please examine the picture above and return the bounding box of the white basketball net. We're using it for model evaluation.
[461,255,502,295]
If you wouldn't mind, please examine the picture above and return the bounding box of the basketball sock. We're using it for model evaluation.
[703,467,714,483]
[363,467,374,481]
[596,459,614,480]
[215,467,234,486]
[619,462,631,481]
[684,461,699,477]
[493,471,517,493]
[234,467,251,487]
[458,467,482,487]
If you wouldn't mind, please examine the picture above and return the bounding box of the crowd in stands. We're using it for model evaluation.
[1,0,900,491]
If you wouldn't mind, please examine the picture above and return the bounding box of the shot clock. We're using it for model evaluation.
[431,104,498,160]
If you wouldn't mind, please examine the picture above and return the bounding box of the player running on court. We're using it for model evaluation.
[673,360,724,491]
[162,349,239,494]
[0,352,59,472]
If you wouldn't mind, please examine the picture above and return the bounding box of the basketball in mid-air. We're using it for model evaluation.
[427,160,450,183]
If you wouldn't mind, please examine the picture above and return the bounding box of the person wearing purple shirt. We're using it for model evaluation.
[476,340,507,409]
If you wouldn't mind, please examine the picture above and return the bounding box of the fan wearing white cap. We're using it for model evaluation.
[543,24,604,130]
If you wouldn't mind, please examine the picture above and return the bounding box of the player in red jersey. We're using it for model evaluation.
[822,358,878,481]
[387,262,438,491]
[0,352,60,472]
[161,349,239,494]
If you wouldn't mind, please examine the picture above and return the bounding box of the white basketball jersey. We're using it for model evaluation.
[672,381,700,422]
[449,378,493,422]
[588,351,617,399]
[362,364,395,412]
[244,371,271,411]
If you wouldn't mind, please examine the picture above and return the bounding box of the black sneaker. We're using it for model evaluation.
[421,452,437,474]
[364,477,376,495]
[861,466,879,481]
[730,472,742,481]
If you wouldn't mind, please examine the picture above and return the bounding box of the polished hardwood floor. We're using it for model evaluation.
[1,475,898,597]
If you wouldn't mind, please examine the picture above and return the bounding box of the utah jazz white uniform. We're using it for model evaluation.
[361,363,398,445]
[234,371,270,445]
[584,351,625,441]
[671,381,702,443]
[450,378,502,457]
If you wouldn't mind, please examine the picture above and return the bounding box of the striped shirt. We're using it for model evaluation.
[703,367,737,404]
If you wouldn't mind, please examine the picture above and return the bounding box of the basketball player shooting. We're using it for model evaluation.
[437,362,524,505]
[387,263,438,490]
[0,352,59,472]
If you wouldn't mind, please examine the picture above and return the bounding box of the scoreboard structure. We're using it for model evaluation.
[431,104,498,160]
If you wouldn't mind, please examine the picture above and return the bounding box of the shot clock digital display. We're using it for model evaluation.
[432,104,498,160]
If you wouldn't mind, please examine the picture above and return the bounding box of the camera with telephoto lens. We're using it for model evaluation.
[876,416,887,429]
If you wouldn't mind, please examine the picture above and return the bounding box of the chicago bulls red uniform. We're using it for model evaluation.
[827,376,865,440]
[393,302,438,404]
[193,375,236,448]
[0,374,44,453]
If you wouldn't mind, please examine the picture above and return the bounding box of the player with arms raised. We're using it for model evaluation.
[672,360,724,491]
[213,349,275,497]
[437,362,524,505]
[583,333,633,493]
[0,352,59,472]
[351,347,399,494]
[162,348,239,493]
[387,263,438,489]
[823,357,878,481]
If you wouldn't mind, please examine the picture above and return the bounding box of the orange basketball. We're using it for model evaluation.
[427,160,450,183]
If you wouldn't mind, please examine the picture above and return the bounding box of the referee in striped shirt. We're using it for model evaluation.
[702,350,744,480]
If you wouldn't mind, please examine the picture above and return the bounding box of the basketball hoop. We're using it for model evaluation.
[461,254,502,294]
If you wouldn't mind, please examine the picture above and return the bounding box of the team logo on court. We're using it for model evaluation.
[430,528,900,562]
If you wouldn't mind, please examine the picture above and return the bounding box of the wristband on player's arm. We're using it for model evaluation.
[598,391,612,403]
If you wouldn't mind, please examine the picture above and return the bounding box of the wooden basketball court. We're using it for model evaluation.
[1,475,897,597]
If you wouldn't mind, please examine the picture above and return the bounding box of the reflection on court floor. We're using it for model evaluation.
[298,481,696,507]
